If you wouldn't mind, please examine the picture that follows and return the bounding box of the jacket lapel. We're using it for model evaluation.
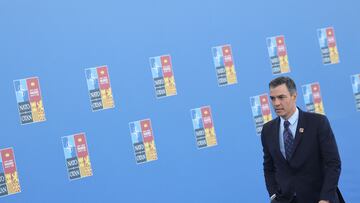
[273,117,287,163]
[288,108,306,161]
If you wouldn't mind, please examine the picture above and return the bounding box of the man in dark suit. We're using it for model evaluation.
[261,76,344,203]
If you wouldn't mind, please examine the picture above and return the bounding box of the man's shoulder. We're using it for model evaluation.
[261,116,281,145]
[262,117,278,131]
[301,110,327,122]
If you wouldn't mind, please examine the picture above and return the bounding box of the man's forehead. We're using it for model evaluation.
[270,85,291,95]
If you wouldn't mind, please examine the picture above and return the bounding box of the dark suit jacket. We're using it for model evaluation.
[261,108,344,203]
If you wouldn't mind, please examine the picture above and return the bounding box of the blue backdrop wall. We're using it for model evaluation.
[1,0,359,202]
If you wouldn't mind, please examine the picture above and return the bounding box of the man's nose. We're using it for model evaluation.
[272,98,280,106]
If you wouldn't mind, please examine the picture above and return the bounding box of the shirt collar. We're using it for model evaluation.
[280,107,299,126]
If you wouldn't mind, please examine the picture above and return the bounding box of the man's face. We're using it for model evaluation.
[270,84,297,120]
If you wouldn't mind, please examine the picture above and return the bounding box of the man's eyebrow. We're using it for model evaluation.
[270,95,287,98]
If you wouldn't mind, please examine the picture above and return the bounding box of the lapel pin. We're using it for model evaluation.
[299,128,304,133]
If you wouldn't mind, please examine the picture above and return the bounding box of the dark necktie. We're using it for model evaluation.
[284,120,294,160]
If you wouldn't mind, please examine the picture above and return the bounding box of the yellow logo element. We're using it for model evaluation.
[144,123,148,128]
[262,98,266,102]
[164,59,168,63]
[31,82,35,87]
[78,138,82,142]
[328,31,332,35]
[100,70,105,75]
[204,110,208,115]
[313,86,318,91]
[5,153,10,157]
[278,39,282,44]
[224,49,229,53]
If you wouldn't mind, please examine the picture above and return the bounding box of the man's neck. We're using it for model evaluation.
[282,107,297,120]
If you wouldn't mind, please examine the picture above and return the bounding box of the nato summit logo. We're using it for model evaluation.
[14,77,46,125]
[129,119,158,164]
[317,27,340,65]
[351,74,360,111]
[250,94,273,135]
[302,82,325,115]
[212,44,238,87]
[85,65,115,111]
[190,106,218,149]
[62,133,93,181]
[266,35,291,75]
[0,148,21,198]
[149,55,177,99]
